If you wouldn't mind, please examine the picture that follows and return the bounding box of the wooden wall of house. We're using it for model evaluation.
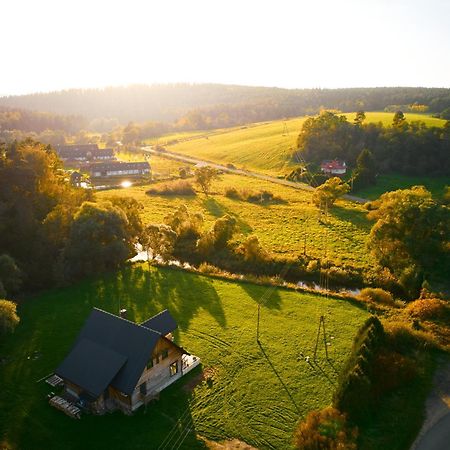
[131,337,184,407]
[108,386,132,413]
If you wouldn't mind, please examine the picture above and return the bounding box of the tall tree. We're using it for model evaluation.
[367,186,450,297]
[194,166,220,195]
[140,224,177,263]
[312,177,350,210]
[392,110,406,127]
[352,148,377,190]
[354,110,366,125]
[63,201,133,279]
[0,300,20,335]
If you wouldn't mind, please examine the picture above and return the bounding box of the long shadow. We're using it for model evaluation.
[240,281,282,311]
[95,265,227,333]
[202,197,253,233]
[258,341,300,413]
[330,205,371,232]
[311,359,337,386]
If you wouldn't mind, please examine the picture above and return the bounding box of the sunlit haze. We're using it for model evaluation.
[2,0,449,95]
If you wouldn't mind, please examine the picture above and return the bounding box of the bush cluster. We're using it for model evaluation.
[146,180,196,196]
[294,407,358,450]
[405,298,450,321]
[358,288,395,306]
[224,186,284,204]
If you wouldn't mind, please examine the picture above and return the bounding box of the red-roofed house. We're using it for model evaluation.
[320,159,347,175]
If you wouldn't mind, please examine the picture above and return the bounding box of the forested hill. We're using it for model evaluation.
[1,84,449,125]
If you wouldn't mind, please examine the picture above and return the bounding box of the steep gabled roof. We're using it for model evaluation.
[56,338,127,398]
[56,308,161,396]
[141,309,177,336]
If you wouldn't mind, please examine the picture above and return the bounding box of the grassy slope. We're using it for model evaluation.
[100,173,373,270]
[163,112,446,176]
[0,265,369,450]
[355,174,449,200]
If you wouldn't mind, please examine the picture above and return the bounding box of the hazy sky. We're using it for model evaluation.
[1,0,449,95]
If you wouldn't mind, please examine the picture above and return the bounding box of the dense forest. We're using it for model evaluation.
[1,84,450,127]
[295,111,450,178]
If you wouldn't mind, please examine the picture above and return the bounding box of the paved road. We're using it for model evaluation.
[142,146,368,204]
[414,413,450,450]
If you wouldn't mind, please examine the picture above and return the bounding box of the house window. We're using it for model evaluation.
[161,349,169,360]
[170,361,178,377]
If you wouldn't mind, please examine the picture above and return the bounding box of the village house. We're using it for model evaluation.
[88,161,151,178]
[320,159,347,175]
[55,144,115,162]
[54,308,199,415]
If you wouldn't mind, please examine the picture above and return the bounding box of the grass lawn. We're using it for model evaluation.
[99,173,373,270]
[355,174,450,200]
[0,265,369,450]
[160,112,446,177]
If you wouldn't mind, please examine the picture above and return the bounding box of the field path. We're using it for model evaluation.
[142,146,368,204]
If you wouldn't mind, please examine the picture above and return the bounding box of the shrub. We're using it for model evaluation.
[359,288,395,306]
[224,186,242,200]
[239,235,269,262]
[224,186,284,204]
[198,262,220,274]
[383,320,440,352]
[146,180,196,196]
[294,407,358,450]
[405,298,450,321]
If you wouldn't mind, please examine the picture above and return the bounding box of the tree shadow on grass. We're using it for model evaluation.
[330,205,371,232]
[202,197,253,233]
[95,265,227,334]
[239,281,282,311]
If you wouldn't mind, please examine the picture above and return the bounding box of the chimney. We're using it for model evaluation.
[119,309,127,319]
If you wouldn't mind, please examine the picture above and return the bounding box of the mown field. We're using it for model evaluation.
[99,173,373,271]
[157,112,446,177]
[0,265,369,450]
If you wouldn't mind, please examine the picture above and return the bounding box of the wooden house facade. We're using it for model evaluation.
[55,308,199,415]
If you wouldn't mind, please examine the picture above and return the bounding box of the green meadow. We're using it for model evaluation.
[0,265,369,449]
[355,174,449,200]
[100,173,373,270]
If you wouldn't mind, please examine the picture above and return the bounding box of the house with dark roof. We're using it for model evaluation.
[55,144,115,163]
[55,308,199,415]
[88,161,151,178]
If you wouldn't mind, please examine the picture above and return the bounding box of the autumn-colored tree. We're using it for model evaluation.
[0,299,20,335]
[294,407,358,450]
[312,177,350,210]
[194,166,220,195]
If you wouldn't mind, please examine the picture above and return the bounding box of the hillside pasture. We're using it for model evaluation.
[162,112,446,177]
[0,265,369,449]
